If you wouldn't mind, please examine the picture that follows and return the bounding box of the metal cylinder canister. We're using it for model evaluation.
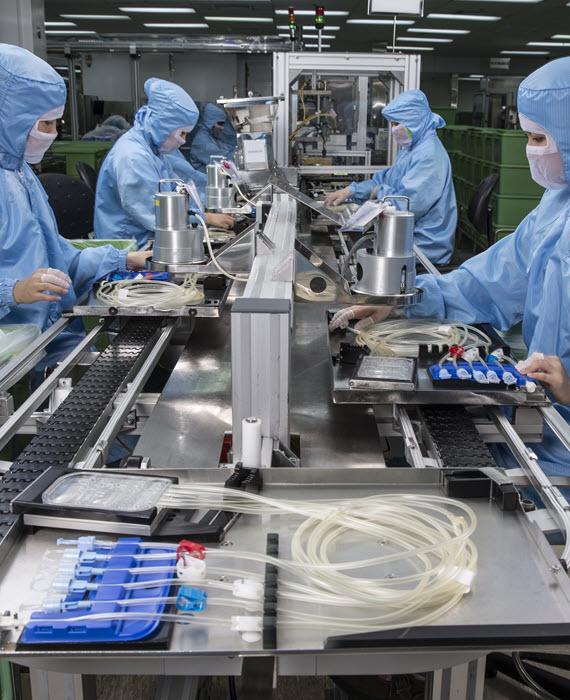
[153,186,206,265]
[206,163,233,211]
[351,202,416,297]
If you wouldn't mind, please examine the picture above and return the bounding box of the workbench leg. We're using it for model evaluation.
[154,676,202,700]
[425,656,486,700]
[29,669,96,700]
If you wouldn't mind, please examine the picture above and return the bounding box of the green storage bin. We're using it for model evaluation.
[492,130,528,165]
[48,141,113,178]
[68,239,137,251]
[483,129,499,162]
[491,193,541,227]
[486,162,543,196]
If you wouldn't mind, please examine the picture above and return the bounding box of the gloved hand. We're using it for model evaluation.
[13,268,71,304]
[126,251,153,270]
[329,305,393,332]
[206,212,236,230]
[517,353,570,404]
[324,187,352,208]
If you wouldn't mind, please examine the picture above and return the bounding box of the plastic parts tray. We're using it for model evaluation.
[19,537,175,649]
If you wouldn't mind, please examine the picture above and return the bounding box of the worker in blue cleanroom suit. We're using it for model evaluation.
[324,90,457,265]
[189,103,238,173]
[94,79,234,248]
[0,43,150,371]
[330,57,570,479]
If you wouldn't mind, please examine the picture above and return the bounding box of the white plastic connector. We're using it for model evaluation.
[493,348,505,360]
[472,370,489,384]
[0,612,19,630]
[439,368,452,380]
[231,615,263,643]
[502,371,517,386]
[176,554,206,582]
[463,348,479,362]
[487,370,500,384]
[525,381,537,393]
[232,579,264,602]
[436,325,452,335]
[457,368,471,380]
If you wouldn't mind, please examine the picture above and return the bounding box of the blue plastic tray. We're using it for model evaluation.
[22,538,176,645]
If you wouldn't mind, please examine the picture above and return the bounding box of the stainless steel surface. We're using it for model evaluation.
[540,405,570,457]
[328,330,549,408]
[491,408,570,569]
[155,191,187,231]
[351,249,416,297]
[217,95,283,109]
[2,468,570,662]
[0,321,105,450]
[135,314,233,469]
[206,163,233,212]
[374,208,414,257]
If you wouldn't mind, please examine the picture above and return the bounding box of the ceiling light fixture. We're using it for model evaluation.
[144,23,209,28]
[528,41,570,46]
[347,19,415,25]
[408,28,469,34]
[45,30,97,35]
[303,34,336,39]
[304,43,332,48]
[277,24,340,30]
[384,45,435,51]
[45,21,77,27]
[428,13,500,20]
[500,50,549,54]
[118,7,196,13]
[204,16,274,23]
[397,37,453,43]
[61,15,131,20]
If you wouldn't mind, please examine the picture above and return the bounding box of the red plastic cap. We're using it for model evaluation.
[176,540,206,561]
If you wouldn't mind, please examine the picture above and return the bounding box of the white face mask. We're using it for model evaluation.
[392,123,413,147]
[24,106,64,164]
[519,113,567,190]
[159,127,190,154]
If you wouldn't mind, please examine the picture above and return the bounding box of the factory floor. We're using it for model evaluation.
[92,672,542,699]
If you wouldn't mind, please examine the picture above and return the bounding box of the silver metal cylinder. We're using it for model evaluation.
[374,209,415,257]
[352,249,416,296]
[153,226,206,265]
[153,190,205,264]
[206,163,233,211]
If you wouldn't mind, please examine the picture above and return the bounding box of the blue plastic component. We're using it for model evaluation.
[176,586,207,613]
[429,360,536,389]
[22,538,176,645]
[108,271,170,282]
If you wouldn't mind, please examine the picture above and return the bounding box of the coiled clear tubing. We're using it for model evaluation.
[157,486,478,632]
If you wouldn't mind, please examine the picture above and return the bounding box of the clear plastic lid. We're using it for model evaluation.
[41,473,171,512]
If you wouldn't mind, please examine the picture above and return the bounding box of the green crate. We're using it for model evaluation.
[483,129,499,162]
[491,193,541,227]
[485,161,543,196]
[442,125,470,152]
[491,130,528,165]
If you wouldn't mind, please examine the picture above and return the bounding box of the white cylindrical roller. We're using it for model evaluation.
[241,417,262,468]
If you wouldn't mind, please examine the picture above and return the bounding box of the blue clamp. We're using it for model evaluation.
[176,586,207,613]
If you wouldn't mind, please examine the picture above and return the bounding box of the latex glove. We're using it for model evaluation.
[13,268,71,304]
[206,212,236,230]
[126,251,153,270]
[517,353,570,404]
[324,187,352,208]
[329,305,393,332]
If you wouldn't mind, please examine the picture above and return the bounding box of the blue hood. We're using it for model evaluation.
[134,77,199,150]
[518,57,570,184]
[0,43,66,170]
[382,90,445,146]
[201,103,227,131]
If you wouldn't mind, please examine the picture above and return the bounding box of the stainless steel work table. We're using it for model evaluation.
[135,302,383,470]
[1,468,569,685]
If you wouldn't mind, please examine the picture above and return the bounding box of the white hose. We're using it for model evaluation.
[194,212,249,283]
[96,274,204,311]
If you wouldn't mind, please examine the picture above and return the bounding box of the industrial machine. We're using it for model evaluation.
[1,161,570,700]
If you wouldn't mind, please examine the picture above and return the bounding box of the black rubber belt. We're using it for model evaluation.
[0,317,162,547]
[421,406,499,470]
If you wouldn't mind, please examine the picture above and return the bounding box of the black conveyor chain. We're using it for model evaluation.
[0,318,162,546]
[421,406,499,470]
